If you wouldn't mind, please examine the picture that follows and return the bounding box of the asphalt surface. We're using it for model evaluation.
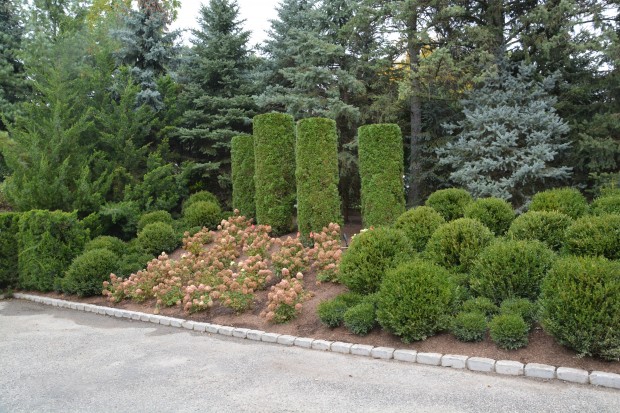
[1,299,618,413]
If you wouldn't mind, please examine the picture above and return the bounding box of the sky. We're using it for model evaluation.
[170,0,281,47]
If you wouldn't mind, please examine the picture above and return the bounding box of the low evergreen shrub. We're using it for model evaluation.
[60,249,118,296]
[182,190,220,213]
[84,236,126,257]
[461,297,500,320]
[425,188,473,221]
[393,206,445,252]
[489,314,529,350]
[507,211,572,251]
[317,292,363,328]
[137,222,179,256]
[231,134,256,219]
[464,197,515,235]
[540,256,620,360]
[338,227,412,294]
[470,239,556,303]
[98,201,140,240]
[0,213,20,289]
[377,260,455,343]
[344,301,377,336]
[137,210,173,233]
[528,187,589,219]
[451,311,487,342]
[590,195,620,215]
[183,201,221,229]
[425,218,493,273]
[500,298,538,329]
[564,214,620,260]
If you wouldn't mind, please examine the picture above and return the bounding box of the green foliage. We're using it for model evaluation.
[540,256,620,360]
[451,312,487,342]
[507,211,572,251]
[590,195,620,216]
[393,206,446,252]
[500,298,538,329]
[425,218,493,273]
[344,297,378,336]
[183,190,220,212]
[317,292,363,328]
[0,0,27,129]
[461,297,500,320]
[377,260,455,343]
[489,314,529,350]
[358,124,405,227]
[564,214,620,260]
[0,213,19,289]
[137,222,179,256]
[253,113,296,235]
[17,210,88,292]
[425,188,473,221]
[470,239,556,303]
[137,210,173,233]
[339,227,412,294]
[528,187,589,219]
[464,197,515,235]
[183,201,221,230]
[60,248,118,296]
[296,118,341,241]
[98,201,140,240]
[231,134,256,219]
[84,236,126,257]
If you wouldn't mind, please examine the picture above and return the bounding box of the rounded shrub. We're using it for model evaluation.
[464,197,515,235]
[451,311,487,342]
[528,187,589,219]
[358,124,405,227]
[344,300,378,336]
[425,218,494,273]
[183,201,221,229]
[393,206,446,252]
[137,222,179,256]
[591,195,620,216]
[500,298,538,329]
[461,297,500,319]
[539,256,620,360]
[317,292,363,328]
[507,211,572,251]
[137,210,173,233]
[470,239,556,303]
[564,214,620,260]
[377,260,455,343]
[425,188,473,221]
[253,113,296,235]
[296,118,342,241]
[182,190,220,213]
[60,248,118,297]
[339,227,413,294]
[231,134,256,219]
[84,236,126,257]
[489,314,529,350]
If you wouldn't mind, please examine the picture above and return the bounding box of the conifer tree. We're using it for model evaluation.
[0,0,27,131]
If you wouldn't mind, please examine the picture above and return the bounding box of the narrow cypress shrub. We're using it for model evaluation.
[296,118,341,241]
[231,134,256,219]
[0,213,20,289]
[358,124,405,227]
[17,210,88,292]
[253,113,296,235]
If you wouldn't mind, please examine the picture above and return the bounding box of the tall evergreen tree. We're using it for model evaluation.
[0,0,27,131]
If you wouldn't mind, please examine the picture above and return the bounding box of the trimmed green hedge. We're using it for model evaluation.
[564,214,620,260]
[253,113,296,235]
[591,195,620,215]
[60,248,118,297]
[137,222,179,256]
[393,206,445,252]
[0,212,20,289]
[464,197,515,235]
[425,188,473,221]
[358,124,405,227]
[296,118,342,241]
[17,210,88,292]
[528,187,589,219]
[507,211,572,251]
[137,210,173,233]
[231,134,256,219]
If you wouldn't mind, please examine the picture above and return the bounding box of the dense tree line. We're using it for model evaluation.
[1,0,619,218]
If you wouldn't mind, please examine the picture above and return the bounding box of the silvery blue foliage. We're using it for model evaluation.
[438,61,571,207]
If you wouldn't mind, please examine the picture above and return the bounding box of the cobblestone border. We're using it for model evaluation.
[12,293,620,391]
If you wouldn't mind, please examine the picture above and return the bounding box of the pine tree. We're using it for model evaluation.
[438,61,572,208]
[176,0,256,195]
[0,0,27,130]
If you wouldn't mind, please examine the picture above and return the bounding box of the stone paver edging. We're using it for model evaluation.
[11,293,620,391]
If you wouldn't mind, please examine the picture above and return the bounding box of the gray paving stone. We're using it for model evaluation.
[140,314,150,322]
[169,319,183,328]
[69,303,77,310]
[371,347,395,360]
[233,328,250,339]
[277,335,297,346]
[557,367,589,384]
[105,308,115,316]
[149,315,162,324]
[351,344,374,357]
[330,342,353,354]
[182,321,196,330]
[218,326,235,336]
[261,333,281,343]
[113,309,124,318]
[159,317,172,326]
[131,312,142,321]
[294,337,314,348]
[525,363,556,380]
[416,352,442,366]
[205,324,221,334]
[441,354,468,369]
[121,311,134,319]
[394,349,417,363]
[75,303,85,311]
[496,360,524,376]
[590,371,620,389]
[192,322,208,332]
[97,307,107,315]
[466,357,495,373]
[311,340,332,351]
[246,330,264,341]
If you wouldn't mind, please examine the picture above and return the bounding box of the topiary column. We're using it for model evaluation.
[253,113,296,235]
[296,118,342,241]
[358,124,405,227]
[231,134,256,219]
[0,212,20,289]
